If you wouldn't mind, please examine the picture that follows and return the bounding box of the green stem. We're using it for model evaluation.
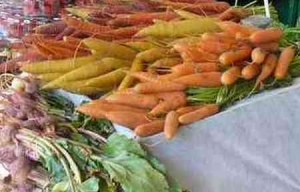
[19,130,77,192]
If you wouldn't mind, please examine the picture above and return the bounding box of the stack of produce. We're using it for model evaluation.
[0,76,177,192]
[2,0,300,140]
[0,0,253,73]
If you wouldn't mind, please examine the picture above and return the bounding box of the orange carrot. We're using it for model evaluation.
[219,45,252,66]
[164,111,180,139]
[106,94,159,109]
[241,63,261,80]
[218,7,250,21]
[255,42,279,53]
[150,92,187,116]
[158,73,182,81]
[106,111,150,129]
[174,44,219,62]
[221,66,241,85]
[251,47,268,64]
[176,105,203,116]
[155,91,186,101]
[129,72,158,82]
[179,104,219,124]
[255,54,278,87]
[134,81,186,94]
[172,62,220,75]
[274,46,295,80]
[217,21,258,36]
[63,15,111,34]
[250,28,283,44]
[174,72,222,87]
[197,40,234,55]
[95,25,144,40]
[163,1,230,14]
[201,32,236,44]
[135,120,165,137]
[76,100,147,118]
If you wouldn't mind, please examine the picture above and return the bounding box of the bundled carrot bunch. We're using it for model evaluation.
[171,21,295,88]
[77,20,297,138]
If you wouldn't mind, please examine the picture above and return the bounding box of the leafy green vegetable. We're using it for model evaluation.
[43,154,66,183]
[101,152,169,192]
[104,134,146,157]
[78,177,100,192]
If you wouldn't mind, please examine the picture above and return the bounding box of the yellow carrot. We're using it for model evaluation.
[84,68,128,88]
[174,10,204,20]
[83,38,137,60]
[136,48,174,63]
[125,41,158,52]
[21,55,97,74]
[118,58,143,90]
[136,18,220,38]
[151,58,182,68]
[37,73,63,82]
[42,60,128,89]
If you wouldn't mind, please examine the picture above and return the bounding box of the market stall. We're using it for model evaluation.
[0,0,299,191]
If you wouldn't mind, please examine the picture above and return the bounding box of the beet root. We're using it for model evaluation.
[0,144,16,163]
[9,156,32,185]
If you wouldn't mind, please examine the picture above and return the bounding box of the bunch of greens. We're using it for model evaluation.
[0,88,179,192]
[17,130,173,192]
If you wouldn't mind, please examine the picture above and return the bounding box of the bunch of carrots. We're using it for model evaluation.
[76,21,297,139]
[0,0,252,73]
[3,0,299,139]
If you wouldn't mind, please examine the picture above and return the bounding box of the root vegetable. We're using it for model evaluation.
[221,66,241,85]
[255,54,278,87]
[135,120,165,137]
[176,105,203,115]
[164,111,180,139]
[9,156,32,185]
[174,72,222,87]
[251,47,268,64]
[241,63,261,80]
[136,18,220,38]
[77,100,147,118]
[106,93,159,109]
[21,55,97,74]
[274,46,295,80]
[172,62,220,75]
[219,45,252,66]
[255,42,279,53]
[179,104,219,124]
[105,111,150,129]
[250,28,283,44]
[134,81,186,93]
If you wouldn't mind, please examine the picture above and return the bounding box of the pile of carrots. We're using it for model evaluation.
[76,21,296,139]
[3,0,298,138]
[1,0,252,73]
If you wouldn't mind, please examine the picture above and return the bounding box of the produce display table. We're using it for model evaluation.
[137,79,300,191]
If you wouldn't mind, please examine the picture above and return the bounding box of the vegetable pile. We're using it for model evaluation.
[1,0,299,140]
[0,77,177,192]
